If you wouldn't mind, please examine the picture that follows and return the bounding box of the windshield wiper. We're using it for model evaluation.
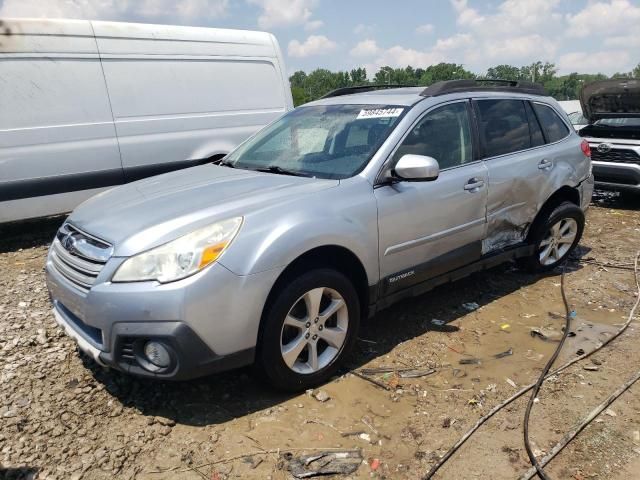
[254,165,313,177]
[211,158,235,168]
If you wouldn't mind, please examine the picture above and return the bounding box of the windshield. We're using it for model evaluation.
[594,117,640,127]
[223,104,406,179]
[568,111,588,125]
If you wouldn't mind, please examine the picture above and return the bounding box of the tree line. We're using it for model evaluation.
[289,61,640,106]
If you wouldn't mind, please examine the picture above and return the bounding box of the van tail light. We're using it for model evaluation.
[580,139,591,157]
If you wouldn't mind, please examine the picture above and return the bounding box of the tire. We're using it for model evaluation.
[519,201,585,272]
[256,268,360,392]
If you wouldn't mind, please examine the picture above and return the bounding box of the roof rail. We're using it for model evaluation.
[420,79,547,97]
[320,84,417,99]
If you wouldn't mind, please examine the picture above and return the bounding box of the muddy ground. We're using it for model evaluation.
[1,192,639,480]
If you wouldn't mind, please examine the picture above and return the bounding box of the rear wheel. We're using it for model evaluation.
[520,201,585,272]
[257,269,360,391]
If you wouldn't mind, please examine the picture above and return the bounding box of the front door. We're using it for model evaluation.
[375,100,488,297]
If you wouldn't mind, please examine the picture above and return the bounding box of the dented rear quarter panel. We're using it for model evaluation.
[483,130,588,254]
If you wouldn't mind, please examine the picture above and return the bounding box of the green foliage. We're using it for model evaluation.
[290,61,640,106]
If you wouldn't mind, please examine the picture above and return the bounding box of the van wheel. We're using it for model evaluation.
[520,202,585,272]
[257,269,360,391]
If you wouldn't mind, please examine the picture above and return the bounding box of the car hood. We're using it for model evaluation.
[580,78,640,121]
[69,165,339,255]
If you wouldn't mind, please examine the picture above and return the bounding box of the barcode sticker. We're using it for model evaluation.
[356,108,404,119]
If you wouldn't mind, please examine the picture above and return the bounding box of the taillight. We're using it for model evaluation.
[580,139,591,157]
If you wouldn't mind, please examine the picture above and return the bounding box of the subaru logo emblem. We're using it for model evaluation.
[61,233,77,254]
[596,143,612,154]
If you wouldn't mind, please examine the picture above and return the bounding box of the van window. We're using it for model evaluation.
[525,102,545,147]
[533,103,570,143]
[476,99,531,158]
[393,102,473,170]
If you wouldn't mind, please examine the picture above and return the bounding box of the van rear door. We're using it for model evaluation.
[0,19,124,216]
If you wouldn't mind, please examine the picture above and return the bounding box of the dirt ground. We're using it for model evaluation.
[1,191,639,480]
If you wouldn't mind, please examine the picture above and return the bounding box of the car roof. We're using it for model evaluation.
[306,87,556,108]
[306,87,426,107]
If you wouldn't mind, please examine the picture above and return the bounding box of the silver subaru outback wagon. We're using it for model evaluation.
[46,80,594,390]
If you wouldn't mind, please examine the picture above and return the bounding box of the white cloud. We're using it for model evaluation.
[304,19,324,31]
[370,46,445,70]
[247,0,317,29]
[604,34,640,49]
[349,39,380,58]
[558,50,632,74]
[566,0,640,38]
[0,0,229,21]
[288,34,337,57]
[415,23,434,35]
[433,33,472,51]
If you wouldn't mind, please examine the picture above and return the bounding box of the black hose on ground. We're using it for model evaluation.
[422,251,640,479]
[522,268,572,480]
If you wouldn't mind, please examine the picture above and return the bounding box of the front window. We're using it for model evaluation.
[223,104,406,179]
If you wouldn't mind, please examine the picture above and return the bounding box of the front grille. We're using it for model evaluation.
[591,148,640,165]
[50,224,112,291]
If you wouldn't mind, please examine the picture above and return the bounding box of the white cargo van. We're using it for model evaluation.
[0,18,293,223]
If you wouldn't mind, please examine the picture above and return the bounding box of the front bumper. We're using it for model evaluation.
[46,256,283,380]
[592,161,640,192]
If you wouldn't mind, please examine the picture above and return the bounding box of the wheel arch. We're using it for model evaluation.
[260,245,370,327]
[526,185,581,242]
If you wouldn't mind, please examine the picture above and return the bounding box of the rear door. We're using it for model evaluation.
[375,100,489,296]
[475,98,551,253]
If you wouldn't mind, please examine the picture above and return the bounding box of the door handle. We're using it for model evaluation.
[538,159,553,170]
[464,177,485,192]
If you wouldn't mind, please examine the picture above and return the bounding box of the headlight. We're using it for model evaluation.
[112,217,242,283]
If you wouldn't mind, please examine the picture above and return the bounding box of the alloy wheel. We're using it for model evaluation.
[538,218,578,266]
[280,287,349,374]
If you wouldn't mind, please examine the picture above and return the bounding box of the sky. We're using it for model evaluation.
[1,0,639,77]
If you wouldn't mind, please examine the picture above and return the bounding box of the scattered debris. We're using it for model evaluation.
[431,319,445,326]
[312,389,330,403]
[583,365,599,371]
[604,408,617,417]
[493,348,513,359]
[505,378,518,388]
[283,450,363,478]
[576,348,585,356]
[530,328,561,343]
[500,323,511,331]
[461,302,480,312]
[459,358,481,365]
[369,458,381,471]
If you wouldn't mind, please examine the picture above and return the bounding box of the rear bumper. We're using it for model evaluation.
[592,161,640,192]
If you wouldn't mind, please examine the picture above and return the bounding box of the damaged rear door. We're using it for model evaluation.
[475,98,550,253]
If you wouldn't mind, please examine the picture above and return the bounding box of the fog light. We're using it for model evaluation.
[143,341,171,368]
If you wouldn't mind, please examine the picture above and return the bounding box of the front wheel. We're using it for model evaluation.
[257,269,360,391]
[520,201,585,272]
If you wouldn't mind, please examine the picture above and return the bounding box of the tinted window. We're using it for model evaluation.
[476,99,531,157]
[393,102,473,170]
[525,101,545,147]
[533,103,570,143]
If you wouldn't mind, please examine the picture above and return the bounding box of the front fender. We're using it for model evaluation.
[218,180,379,284]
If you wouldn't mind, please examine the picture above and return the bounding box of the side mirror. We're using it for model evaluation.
[394,154,440,181]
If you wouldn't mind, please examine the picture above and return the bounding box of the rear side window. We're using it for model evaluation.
[476,100,531,158]
[525,102,545,147]
[532,103,570,143]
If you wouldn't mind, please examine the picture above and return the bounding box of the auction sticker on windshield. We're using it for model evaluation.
[357,108,404,119]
